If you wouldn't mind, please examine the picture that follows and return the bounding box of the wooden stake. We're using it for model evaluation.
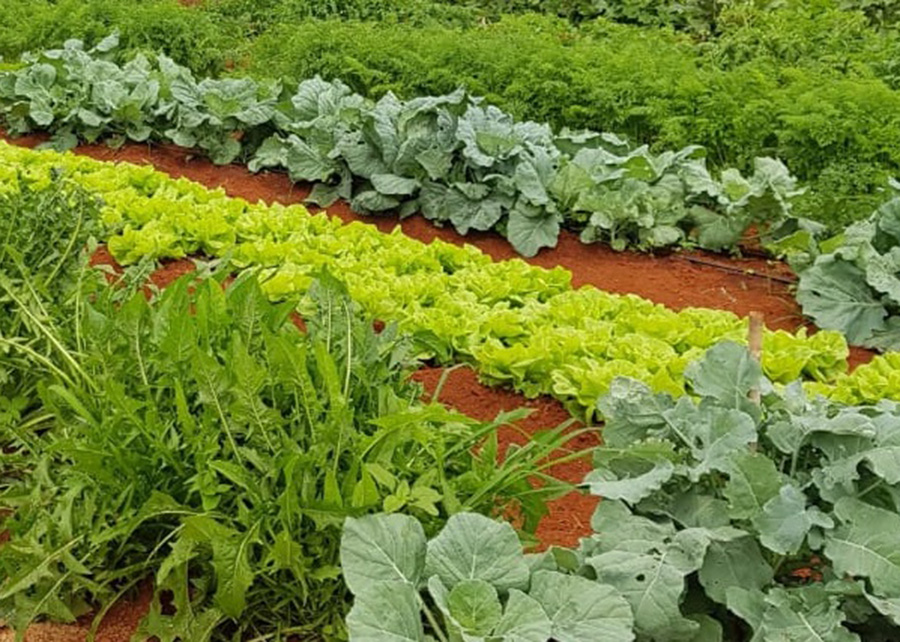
[748,311,764,407]
[748,311,764,453]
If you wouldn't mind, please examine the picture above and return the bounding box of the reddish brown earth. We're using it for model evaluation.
[0,134,875,640]
[411,367,599,550]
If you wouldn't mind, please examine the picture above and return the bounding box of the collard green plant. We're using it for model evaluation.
[795,184,900,350]
[572,342,900,640]
[342,342,900,640]
[0,38,802,257]
[340,512,636,641]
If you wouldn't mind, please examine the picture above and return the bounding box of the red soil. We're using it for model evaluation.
[411,367,599,550]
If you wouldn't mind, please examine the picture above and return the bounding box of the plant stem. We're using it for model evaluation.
[420,597,449,642]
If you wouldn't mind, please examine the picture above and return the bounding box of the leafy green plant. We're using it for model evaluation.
[0,39,802,256]
[806,351,900,405]
[339,343,900,640]
[0,173,102,433]
[339,512,635,641]
[241,11,900,229]
[203,0,479,34]
[840,0,900,28]
[0,176,102,505]
[0,262,577,640]
[571,342,900,640]
[794,185,900,351]
[0,0,235,77]
[4,2,900,228]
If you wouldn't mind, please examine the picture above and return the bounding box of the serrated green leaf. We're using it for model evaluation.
[181,516,257,619]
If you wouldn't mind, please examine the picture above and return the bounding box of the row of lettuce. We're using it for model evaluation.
[3,140,897,410]
[5,1,900,228]
[2,172,898,639]
[8,39,900,354]
[0,36,807,257]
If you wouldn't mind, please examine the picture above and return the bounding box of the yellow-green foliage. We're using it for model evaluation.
[4,141,891,414]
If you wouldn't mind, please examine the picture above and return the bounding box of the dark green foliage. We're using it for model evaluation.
[242,11,900,228]
[2,0,900,230]
[203,0,479,33]
[840,0,900,29]
[1,40,805,257]
[0,261,573,639]
[0,0,236,76]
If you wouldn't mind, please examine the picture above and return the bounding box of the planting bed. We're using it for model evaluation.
[4,133,813,327]
[0,135,882,640]
[4,10,900,636]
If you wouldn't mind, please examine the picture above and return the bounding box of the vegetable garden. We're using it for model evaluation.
[2,1,900,640]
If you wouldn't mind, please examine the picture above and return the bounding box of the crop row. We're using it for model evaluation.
[2,141,897,408]
[4,1,900,228]
[3,145,900,641]
[0,37,805,257]
[6,204,899,640]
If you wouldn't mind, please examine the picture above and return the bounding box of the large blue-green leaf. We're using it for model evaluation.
[506,209,559,257]
[340,514,426,595]
[528,572,634,642]
[346,582,426,642]
[825,498,900,596]
[425,513,529,592]
[797,258,887,345]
